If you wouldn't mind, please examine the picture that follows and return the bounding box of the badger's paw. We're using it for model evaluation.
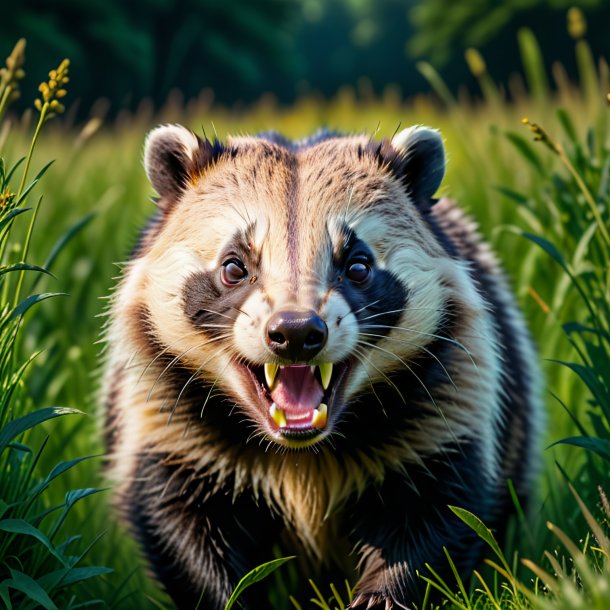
[349,593,410,610]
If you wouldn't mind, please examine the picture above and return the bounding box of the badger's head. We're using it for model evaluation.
[135,124,451,450]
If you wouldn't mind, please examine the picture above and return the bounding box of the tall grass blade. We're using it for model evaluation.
[4,569,58,609]
[8,292,67,321]
[224,556,294,610]
[0,519,67,565]
[0,407,82,453]
[548,437,610,461]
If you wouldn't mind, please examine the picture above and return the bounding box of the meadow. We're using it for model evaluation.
[0,22,609,610]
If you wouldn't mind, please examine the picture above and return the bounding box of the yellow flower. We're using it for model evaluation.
[34,58,70,120]
[0,188,15,210]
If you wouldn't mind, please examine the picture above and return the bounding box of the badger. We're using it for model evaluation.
[103,123,542,610]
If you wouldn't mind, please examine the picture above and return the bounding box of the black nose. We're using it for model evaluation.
[266,309,328,361]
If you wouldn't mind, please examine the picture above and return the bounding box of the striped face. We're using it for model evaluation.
[135,125,449,449]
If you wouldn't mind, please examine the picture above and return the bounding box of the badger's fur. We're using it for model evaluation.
[103,124,543,610]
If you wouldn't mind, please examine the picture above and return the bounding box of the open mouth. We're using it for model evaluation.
[243,361,349,443]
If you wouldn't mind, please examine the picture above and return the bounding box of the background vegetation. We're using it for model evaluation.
[2,0,610,113]
[0,1,609,608]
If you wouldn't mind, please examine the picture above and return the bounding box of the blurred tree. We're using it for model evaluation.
[294,0,423,99]
[0,0,299,115]
[1,0,609,116]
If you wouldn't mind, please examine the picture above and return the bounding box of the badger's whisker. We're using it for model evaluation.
[147,334,232,402]
[196,322,233,330]
[194,307,237,321]
[357,306,446,322]
[358,331,457,391]
[147,341,215,402]
[137,330,203,383]
[342,183,356,225]
[351,348,388,413]
[230,306,252,320]
[357,339,459,446]
[365,323,478,367]
[357,338,436,403]
[350,299,382,317]
[166,346,230,421]
[198,358,234,418]
[351,347,405,404]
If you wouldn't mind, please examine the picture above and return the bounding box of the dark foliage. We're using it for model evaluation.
[0,0,299,114]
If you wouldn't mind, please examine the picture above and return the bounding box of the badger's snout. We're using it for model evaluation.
[266,308,328,361]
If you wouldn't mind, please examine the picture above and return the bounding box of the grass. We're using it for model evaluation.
[0,12,609,610]
[0,44,111,609]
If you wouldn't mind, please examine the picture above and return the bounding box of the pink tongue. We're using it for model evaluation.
[270,365,324,413]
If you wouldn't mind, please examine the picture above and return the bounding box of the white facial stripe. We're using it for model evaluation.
[253,218,269,249]
[233,290,273,362]
[317,293,358,362]
[346,214,387,248]
[393,251,446,339]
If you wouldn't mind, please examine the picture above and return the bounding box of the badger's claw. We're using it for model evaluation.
[349,593,407,610]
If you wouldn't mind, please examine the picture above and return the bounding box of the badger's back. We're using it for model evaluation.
[102,124,542,610]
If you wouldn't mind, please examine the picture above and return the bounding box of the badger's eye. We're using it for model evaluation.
[221,258,248,286]
[346,257,372,284]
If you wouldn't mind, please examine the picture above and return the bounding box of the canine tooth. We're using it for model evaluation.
[312,403,328,429]
[318,363,333,390]
[270,403,286,428]
[264,363,279,389]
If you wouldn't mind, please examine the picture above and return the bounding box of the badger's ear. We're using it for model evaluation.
[144,124,214,201]
[391,125,446,204]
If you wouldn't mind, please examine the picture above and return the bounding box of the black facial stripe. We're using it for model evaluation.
[337,268,407,342]
[183,270,254,337]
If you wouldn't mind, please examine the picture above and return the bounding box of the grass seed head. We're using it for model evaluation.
[0,38,26,103]
[465,48,486,78]
[522,117,560,154]
[34,58,69,119]
[567,7,587,40]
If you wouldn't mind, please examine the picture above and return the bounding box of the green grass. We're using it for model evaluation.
[0,18,609,610]
[0,47,112,609]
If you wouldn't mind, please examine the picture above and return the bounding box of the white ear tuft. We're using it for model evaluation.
[391,125,446,202]
[143,124,202,200]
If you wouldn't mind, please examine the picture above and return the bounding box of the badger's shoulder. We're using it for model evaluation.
[428,197,543,496]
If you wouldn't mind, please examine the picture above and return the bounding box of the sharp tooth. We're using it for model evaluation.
[270,403,286,428]
[264,363,279,389]
[312,403,328,429]
[318,363,333,390]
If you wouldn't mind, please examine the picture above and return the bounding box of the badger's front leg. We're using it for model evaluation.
[348,445,494,610]
[124,453,280,610]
